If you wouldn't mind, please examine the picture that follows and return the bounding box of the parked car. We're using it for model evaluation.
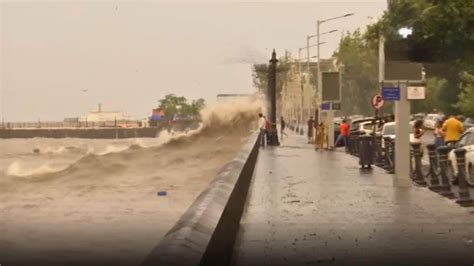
[447,128,474,186]
[380,122,415,149]
[463,117,474,130]
[349,118,378,136]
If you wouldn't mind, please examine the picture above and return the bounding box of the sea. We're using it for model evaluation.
[0,100,262,266]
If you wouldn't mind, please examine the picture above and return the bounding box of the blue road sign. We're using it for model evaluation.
[321,103,330,110]
[381,87,400,101]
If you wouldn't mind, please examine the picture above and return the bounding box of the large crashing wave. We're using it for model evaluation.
[3,98,264,179]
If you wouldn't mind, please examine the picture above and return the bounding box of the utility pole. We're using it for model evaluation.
[316,13,353,149]
[306,36,310,73]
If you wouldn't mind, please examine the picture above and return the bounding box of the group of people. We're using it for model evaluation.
[306,117,351,151]
[258,113,289,146]
[259,112,465,153]
[411,114,464,148]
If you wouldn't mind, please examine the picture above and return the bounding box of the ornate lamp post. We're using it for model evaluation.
[267,50,280,146]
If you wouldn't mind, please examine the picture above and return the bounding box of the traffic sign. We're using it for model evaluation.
[381,86,401,101]
[371,95,384,109]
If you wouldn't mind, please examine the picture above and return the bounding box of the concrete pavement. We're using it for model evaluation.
[232,131,474,265]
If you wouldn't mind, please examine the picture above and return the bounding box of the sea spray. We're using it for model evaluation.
[1,98,264,178]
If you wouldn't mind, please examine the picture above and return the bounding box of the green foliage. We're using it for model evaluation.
[252,55,292,110]
[158,94,205,119]
[455,72,474,116]
[356,0,474,115]
[334,30,378,116]
[411,77,447,113]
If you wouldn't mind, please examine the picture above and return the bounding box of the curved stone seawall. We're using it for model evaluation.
[141,132,261,266]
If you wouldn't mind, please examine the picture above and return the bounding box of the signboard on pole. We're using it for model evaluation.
[381,86,401,101]
[322,72,341,102]
[371,95,384,109]
[407,86,426,100]
[384,61,423,81]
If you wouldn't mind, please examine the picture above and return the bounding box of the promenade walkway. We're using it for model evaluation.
[232,130,474,265]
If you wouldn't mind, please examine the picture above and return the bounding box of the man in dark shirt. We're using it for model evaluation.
[280,116,288,138]
[307,116,315,143]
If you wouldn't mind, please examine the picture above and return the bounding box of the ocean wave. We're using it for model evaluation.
[3,98,264,179]
[6,161,72,177]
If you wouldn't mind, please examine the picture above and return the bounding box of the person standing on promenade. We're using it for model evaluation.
[307,116,315,144]
[442,114,464,147]
[434,120,445,146]
[264,116,271,145]
[280,116,288,139]
[335,119,350,152]
[258,113,266,146]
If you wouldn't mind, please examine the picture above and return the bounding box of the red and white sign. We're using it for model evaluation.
[371,95,384,109]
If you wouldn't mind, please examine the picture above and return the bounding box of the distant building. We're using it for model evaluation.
[216,93,255,103]
[79,104,132,122]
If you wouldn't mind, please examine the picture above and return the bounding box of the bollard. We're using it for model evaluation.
[436,146,455,198]
[358,135,373,169]
[389,138,396,174]
[353,134,360,157]
[382,137,391,170]
[375,135,384,167]
[453,148,474,207]
[349,133,356,155]
[411,142,427,186]
[426,144,442,191]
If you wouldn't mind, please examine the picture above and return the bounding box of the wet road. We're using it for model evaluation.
[232,131,474,265]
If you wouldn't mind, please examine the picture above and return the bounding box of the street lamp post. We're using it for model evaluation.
[267,49,280,146]
[316,13,353,149]
[298,32,334,134]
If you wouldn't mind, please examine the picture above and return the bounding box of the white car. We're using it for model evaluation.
[448,128,474,186]
[380,122,414,148]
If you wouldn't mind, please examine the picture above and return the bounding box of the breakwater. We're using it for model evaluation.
[0,121,200,139]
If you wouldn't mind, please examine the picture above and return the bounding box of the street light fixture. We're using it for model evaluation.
[306,30,337,73]
[298,42,326,72]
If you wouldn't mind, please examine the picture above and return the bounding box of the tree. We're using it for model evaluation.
[157,94,206,120]
[363,0,474,114]
[455,72,474,116]
[411,77,447,113]
[334,30,378,116]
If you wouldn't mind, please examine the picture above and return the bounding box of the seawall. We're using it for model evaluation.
[141,131,261,266]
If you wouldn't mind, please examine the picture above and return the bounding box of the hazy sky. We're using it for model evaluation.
[1,0,386,121]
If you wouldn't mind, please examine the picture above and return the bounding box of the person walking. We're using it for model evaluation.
[307,116,315,144]
[258,113,266,146]
[434,120,445,146]
[280,116,288,139]
[335,119,350,152]
[264,116,271,145]
[442,114,464,147]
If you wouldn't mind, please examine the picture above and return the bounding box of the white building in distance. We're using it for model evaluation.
[79,104,132,122]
